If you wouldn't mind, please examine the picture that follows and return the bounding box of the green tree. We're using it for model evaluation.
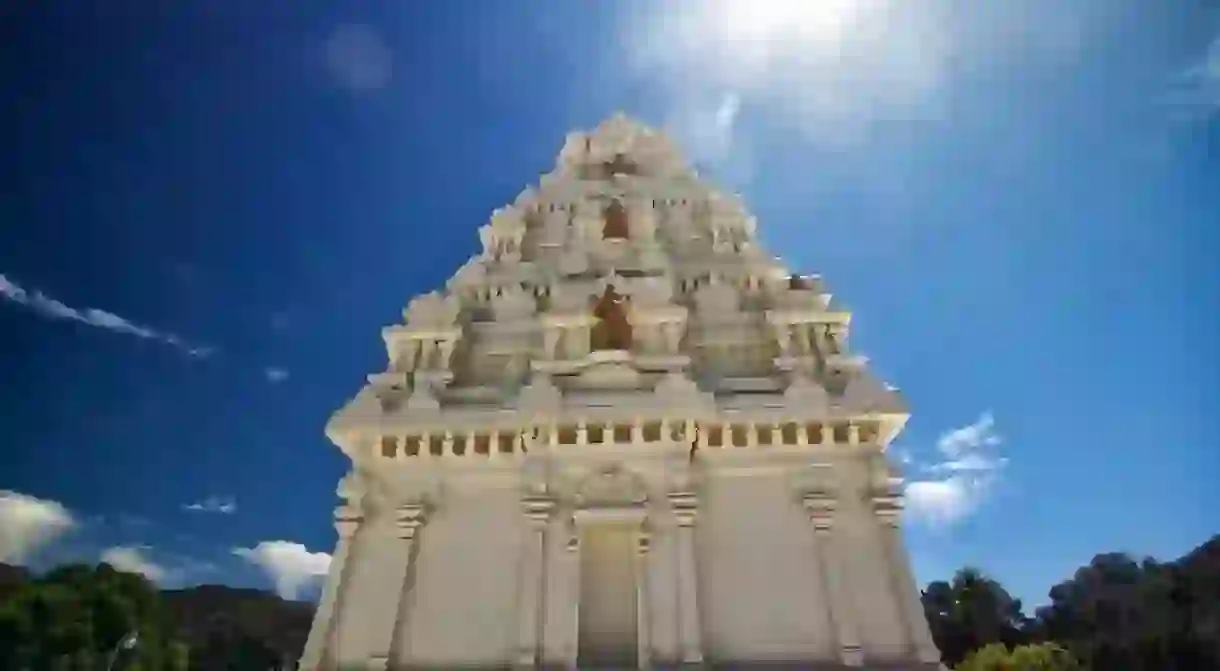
[957,642,1081,671]
[0,562,189,670]
[923,568,1029,666]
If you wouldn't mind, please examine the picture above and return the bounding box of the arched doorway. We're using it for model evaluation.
[591,287,632,351]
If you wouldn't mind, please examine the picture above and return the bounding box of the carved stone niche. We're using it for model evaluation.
[693,281,740,318]
[491,286,537,322]
[574,464,649,511]
[628,275,675,309]
[784,372,831,414]
[572,199,606,243]
[446,257,487,293]
[588,114,639,164]
[337,468,386,519]
[625,198,657,241]
[478,207,527,262]
[404,291,460,331]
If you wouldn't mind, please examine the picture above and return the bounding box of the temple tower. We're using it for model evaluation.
[301,114,945,670]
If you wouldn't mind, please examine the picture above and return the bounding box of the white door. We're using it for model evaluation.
[578,525,638,667]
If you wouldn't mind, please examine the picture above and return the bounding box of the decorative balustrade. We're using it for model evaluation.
[373,418,882,461]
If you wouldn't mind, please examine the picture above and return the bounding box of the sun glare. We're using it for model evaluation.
[715,0,863,44]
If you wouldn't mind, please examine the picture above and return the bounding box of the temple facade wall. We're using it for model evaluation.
[322,455,923,669]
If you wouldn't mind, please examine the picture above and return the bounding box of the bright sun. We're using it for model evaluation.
[714,0,864,44]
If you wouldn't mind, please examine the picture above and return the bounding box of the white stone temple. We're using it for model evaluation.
[300,114,945,670]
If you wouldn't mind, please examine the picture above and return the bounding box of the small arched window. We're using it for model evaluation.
[603,201,630,240]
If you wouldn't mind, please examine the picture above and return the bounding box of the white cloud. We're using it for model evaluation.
[183,496,237,515]
[100,545,168,583]
[233,541,331,599]
[904,412,1008,527]
[667,92,740,166]
[0,490,77,564]
[264,367,290,383]
[0,273,213,358]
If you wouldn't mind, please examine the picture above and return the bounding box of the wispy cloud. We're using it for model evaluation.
[0,273,213,358]
[1167,30,1220,120]
[182,496,237,515]
[0,490,77,564]
[100,545,169,582]
[98,545,217,585]
[324,24,393,92]
[233,541,331,600]
[667,92,740,166]
[904,412,1008,527]
[264,367,290,383]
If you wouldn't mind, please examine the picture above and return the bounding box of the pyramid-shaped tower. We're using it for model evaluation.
[301,114,945,670]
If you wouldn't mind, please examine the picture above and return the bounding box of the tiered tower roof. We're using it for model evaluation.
[327,114,907,464]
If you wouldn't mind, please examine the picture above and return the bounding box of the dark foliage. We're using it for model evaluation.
[0,564,311,670]
[924,535,1220,670]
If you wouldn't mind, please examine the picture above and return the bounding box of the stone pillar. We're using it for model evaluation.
[802,493,864,667]
[668,493,704,666]
[298,510,361,671]
[516,496,555,669]
[544,327,561,360]
[420,339,437,370]
[632,418,645,445]
[490,429,502,461]
[774,323,792,356]
[364,504,428,671]
[874,495,943,665]
[564,531,581,670]
[635,530,653,670]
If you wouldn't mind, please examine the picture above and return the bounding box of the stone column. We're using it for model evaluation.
[802,493,864,667]
[420,339,437,370]
[298,510,361,671]
[635,530,654,670]
[366,504,428,671]
[874,495,943,665]
[564,530,581,671]
[632,418,645,445]
[516,496,555,669]
[774,322,792,357]
[438,339,456,369]
[544,327,561,360]
[668,493,704,666]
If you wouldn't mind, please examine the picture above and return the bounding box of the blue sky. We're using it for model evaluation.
[2,2,1217,606]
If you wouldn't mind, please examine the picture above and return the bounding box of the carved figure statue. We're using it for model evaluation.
[591,287,632,351]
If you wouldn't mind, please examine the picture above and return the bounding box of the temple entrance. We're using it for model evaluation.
[577,524,639,667]
[591,287,632,351]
